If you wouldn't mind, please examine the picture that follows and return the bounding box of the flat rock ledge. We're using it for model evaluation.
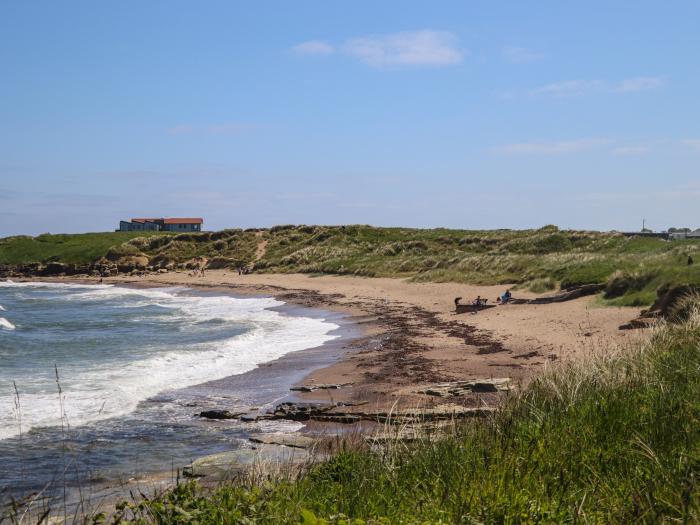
[183,444,311,481]
[249,432,315,449]
[290,382,353,392]
[239,401,495,425]
[417,378,511,397]
[198,409,247,420]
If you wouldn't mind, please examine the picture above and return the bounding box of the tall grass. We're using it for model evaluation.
[109,311,700,524]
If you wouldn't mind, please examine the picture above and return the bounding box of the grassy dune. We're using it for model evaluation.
[2,225,700,306]
[110,307,700,524]
[0,232,171,265]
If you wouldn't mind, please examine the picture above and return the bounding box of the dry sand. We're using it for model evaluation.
[89,270,645,410]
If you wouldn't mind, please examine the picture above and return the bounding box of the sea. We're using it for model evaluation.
[0,281,341,502]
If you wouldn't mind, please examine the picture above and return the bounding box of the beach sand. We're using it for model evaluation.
[88,270,645,411]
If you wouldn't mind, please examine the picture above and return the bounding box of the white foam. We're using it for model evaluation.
[0,317,14,330]
[0,304,6,311]
[0,284,339,440]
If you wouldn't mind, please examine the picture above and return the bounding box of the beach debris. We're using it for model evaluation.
[290,382,353,392]
[527,283,604,304]
[417,378,511,397]
[198,409,246,420]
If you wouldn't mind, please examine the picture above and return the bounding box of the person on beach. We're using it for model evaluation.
[473,295,483,306]
[500,289,512,303]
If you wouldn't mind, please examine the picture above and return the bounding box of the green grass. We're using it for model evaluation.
[0,232,171,265]
[109,310,700,524]
[2,225,700,306]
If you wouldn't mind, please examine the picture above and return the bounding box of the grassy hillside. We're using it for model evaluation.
[0,232,172,265]
[2,225,699,306]
[110,305,700,524]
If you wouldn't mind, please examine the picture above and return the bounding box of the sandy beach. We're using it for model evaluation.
[74,270,645,412]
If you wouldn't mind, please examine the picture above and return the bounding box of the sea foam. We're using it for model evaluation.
[0,283,339,440]
[0,317,14,330]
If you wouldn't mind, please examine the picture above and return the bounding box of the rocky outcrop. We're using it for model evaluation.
[199,409,247,420]
[183,444,311,480]
[249,433,315,449]
[238,401,495,425]
[290,382,353,392]
[620,283,700,330]
[417,378,511,397]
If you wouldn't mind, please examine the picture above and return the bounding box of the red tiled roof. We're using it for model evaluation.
[163,218,203,224]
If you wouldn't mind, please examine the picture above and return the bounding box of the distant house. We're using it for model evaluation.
[669,228,700,240]
[118,218,203,232]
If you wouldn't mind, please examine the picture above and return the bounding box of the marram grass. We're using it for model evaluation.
[2,225,700,307]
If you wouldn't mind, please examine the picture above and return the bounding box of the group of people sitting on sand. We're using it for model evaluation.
[471,289,512,307]
[455,289,513,314]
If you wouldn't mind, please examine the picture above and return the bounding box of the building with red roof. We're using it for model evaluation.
[118,217,203,232]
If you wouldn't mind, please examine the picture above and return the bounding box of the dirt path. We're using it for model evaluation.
[253,231,268,262]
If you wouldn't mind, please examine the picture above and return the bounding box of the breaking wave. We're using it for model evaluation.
[0,282,339,440]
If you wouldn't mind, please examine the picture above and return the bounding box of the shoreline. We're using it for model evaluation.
[4,271,648,517]
[0,279,363,513]
[35,270,645,410]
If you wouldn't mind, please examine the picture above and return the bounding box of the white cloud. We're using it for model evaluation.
[343,30,463,68]
[290,40,335,56]
[502,46,544,64]
[612,146,649,156]
[531,76,664,97]
[613,76,664,93]
[531,80,605,97]
[493,138,611,155]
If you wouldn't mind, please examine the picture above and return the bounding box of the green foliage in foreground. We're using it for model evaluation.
[2,225,700,306]
[0,232,172,265]
[113,316,700,524]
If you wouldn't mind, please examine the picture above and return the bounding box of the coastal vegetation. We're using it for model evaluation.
[2,226,699,306]
[108,302,700,524]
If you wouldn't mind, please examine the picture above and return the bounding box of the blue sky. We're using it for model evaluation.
[1,1,699,236]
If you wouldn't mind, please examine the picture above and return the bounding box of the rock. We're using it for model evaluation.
[290,382,353,392]
[249,433,315,449]
[199,409,245,420]
[183,444,311,480]
[418,378,511,397]
[361,406,495,424]
[254,401,494,425]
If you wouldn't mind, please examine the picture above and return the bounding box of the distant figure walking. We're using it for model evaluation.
[689,255,694,266]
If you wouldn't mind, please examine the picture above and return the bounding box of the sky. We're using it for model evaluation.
[1,1,699,236]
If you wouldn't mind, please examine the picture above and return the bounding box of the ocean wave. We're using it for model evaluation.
[0,304,5,311]
[0,317,15,330]
[0,284,339,440]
